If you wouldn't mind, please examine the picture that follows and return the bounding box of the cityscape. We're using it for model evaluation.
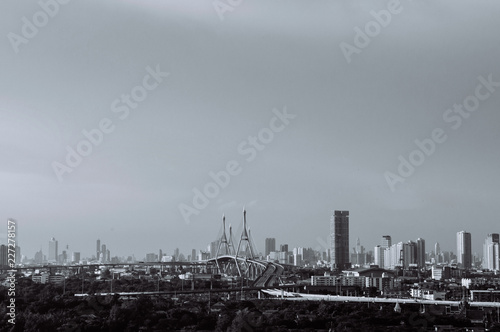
[2,211,499,274]
[2,0,500,331]
[1,210,500,330]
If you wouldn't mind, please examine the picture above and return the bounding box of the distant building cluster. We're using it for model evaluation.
[1,213,498,278]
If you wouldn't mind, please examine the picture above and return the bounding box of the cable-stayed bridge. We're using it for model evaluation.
[207,209,283,287]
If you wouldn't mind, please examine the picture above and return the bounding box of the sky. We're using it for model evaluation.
[1,0,499,260]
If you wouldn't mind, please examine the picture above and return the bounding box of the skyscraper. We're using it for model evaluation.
[434,242,441,263]
[435,242,441,256]
[483,233,499,271]
[457,231,472,269]
[376,235,391,268]
[417,238,425,268]
[403,241,417,268]
[374,245,384,267]
[49,237,58,262]
[265,238,276,256]
[101,244,107,263]
[330,210,350,270]
[381,235,392,248]
[96,239,101,260]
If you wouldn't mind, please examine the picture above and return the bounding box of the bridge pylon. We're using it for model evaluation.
[228,224,235,256]
[215,214,230,258]
[235,208,257,260]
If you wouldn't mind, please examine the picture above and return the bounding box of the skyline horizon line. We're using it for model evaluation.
[4,215,497,261]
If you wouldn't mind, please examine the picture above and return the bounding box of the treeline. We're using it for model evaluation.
[0,277,495,331]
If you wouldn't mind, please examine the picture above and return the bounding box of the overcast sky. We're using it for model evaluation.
[1,0,499,260]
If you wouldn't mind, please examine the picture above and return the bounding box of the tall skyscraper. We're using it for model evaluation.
[457,231,472,269]
[374,245,384,267]
[101,244,107,263]
[280,244,288,253]
[96,239,101,260]
[403,241,417,268]
[265,238,276,256]
[483,233,499,271]
[377,235,391,269]
[49,237,58,262]
[330,210,350,270]
[209,241,218,259]
[34,249,43,264]
[381,235,392,248]
[417,238,425,268]
[435,242,441,256]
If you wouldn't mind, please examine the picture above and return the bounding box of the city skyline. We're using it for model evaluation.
[6,213,499,262]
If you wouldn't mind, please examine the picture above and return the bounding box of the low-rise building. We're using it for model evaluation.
[470,289,500,302]
[32,273,64,284]
[410,288,446,300]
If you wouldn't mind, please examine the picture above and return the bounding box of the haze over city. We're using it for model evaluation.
[1,0,500,260]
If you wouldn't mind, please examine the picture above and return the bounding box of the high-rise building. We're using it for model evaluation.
[434,242,442,264]
[191,249,197,262]
[330,210,350,270]
[34,249,43,264]
[417,238,425,268]
[403,241,417,268]
[383,241,416,270]
[265,238,276,256]
[351,238,366,266]
[280,244,288,253]
[384,243,400,270]
[457,231,472,269]
[49,237,58,262]
[435,242,441,256]
[101,244,107,263]
[483,233,499,271]
[96,239,101,260]
[381,235,392,248]
[374,245,384,267]
[377,236,391,268]
[146,253,157,262]
[209,241,218,259]
[72,252,80,263]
